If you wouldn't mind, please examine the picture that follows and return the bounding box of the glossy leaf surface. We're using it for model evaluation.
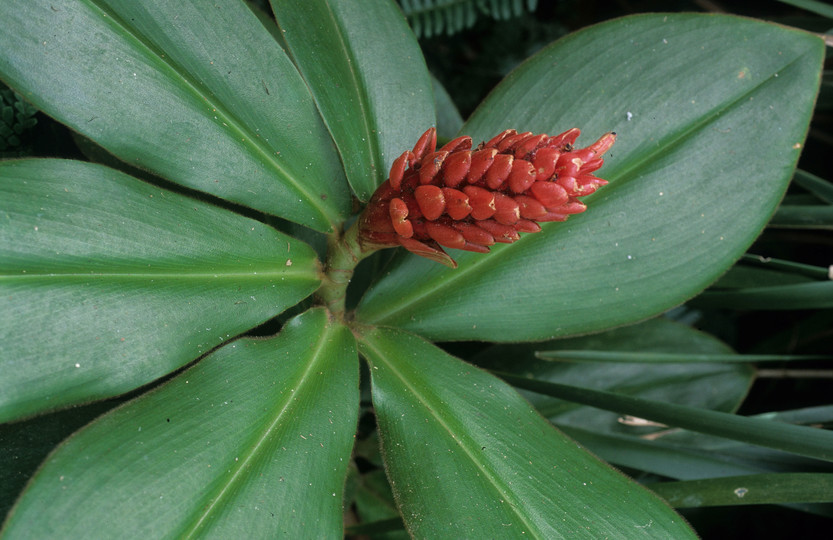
[0,0,349,231]
[0,159,319,422]
[357,14,824,340]
[358,326,695,538]
[271,0,435,201]
[2,309,359,538]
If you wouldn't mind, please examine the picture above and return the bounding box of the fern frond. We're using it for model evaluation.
[399,0,538,38]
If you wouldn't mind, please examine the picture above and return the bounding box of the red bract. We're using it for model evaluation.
[357,127,616,268]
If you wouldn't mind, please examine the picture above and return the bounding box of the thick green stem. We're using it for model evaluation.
[317,222,375,319]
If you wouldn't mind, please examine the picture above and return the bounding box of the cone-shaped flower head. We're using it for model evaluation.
[358,127,616,267]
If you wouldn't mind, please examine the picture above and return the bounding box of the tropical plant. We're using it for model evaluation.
[1,0,830,538]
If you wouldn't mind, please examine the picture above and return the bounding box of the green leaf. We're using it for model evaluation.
[560,404,833,483]
[346,517,407,539]
[535,350,829,363]
[712,264,815,289]
[0,159,320,422]
[794,169,833,204]
[358,326,695,538]
[0,0,349,231]
[770,204,833,228]
[719,254,830,285]
[559,426,769,481]
[472,317,753,434]
[776,0,833,18]
[356,13,824,341]
[695,281,833,310]
[271,0,435,201]
[350,470,408,539]
[755,405,833,426]
[0,400,122,521]
[498,374,833,463]
[1,308,359,538]
[650,473,833,507]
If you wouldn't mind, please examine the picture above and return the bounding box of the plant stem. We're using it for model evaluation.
[317,221,373,320]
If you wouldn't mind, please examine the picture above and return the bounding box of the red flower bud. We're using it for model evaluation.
[358,126,616,268]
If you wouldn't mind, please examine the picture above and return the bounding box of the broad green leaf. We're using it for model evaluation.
[472,317,753,434]
[0,400,121,522]
[650,473,833,507]
[2,308,359,538]
[0,159,319,422]
[271,0,435,201]
[356,14,824,340]
[0,0,349,231]
[358,327,695,538]
[498,374,833,463]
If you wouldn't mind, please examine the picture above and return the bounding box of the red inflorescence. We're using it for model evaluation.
[357,127,616,267]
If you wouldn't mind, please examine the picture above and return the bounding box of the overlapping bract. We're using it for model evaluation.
[358,127,616,267]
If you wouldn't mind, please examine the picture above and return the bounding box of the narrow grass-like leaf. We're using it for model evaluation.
[739,254,830,280]
[794,169,833,203]
[0,159,319,422]
[473,317,753,434]
[1,308,359,538]
[0,0,350,231]
[559,426,770,480]
[711,264,818,289]
[770,204,833,228]
[650,473,833,507]
[755,405,833,426]
[695,281,833,310]
[560,411,833,484]
[359,326,695,538]
[497,374,833,462]
[271,0,435,201]
[776,0,833,18]
[536,350,830,363]
[357,14,824,341]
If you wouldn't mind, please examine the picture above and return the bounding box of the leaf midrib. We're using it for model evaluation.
[179,321,336,538]
[360,334,546,539]
[319,1,382,200]
[0,269,312,280]
[359,52,811,326]
[82,0,334,227]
